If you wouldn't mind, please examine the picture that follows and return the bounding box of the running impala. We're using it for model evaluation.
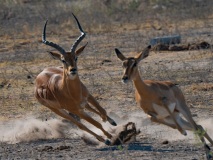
[115,45,213,159]
[35,13,117,145]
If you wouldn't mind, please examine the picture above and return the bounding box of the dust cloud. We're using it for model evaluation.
[0,112,212,145]
[199,118,213,139]
[108,111,213,144]
[0,117,79,144]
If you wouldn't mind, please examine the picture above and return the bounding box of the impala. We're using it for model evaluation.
[115,45,213,159]
[35,13,117,145]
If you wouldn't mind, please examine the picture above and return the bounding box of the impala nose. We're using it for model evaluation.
[122,76,128,83]
[70,68,77,75]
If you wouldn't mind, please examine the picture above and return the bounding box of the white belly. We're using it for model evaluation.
[152,103,176,119]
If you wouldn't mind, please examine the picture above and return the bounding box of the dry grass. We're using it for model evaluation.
[189,83,213,92]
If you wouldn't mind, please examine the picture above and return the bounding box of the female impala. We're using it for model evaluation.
[115,46,213,159]
[35,13,117,145]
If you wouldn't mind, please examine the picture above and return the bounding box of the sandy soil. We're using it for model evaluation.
[0,1,213,160]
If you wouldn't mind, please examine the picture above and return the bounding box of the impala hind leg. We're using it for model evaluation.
[179,104,213,145]
[49,108,110,145]
[192,124,213,160]
[178,103,213,159]
[195,127,213,160]
[87,94,117,126]
[197,125,213,145]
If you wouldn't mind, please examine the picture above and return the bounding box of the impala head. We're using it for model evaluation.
[42,13,87,79]
[115,45,151,83]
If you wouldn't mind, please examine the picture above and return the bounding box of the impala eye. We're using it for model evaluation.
[75,57,78,62]
[133,62,137,67]
[61,59,66,64]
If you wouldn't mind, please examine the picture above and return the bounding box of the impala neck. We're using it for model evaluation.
[132,68,148,96]
[61,70,82,98]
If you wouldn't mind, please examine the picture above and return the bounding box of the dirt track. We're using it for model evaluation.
[0,113,212,160]
[0,1,213,160]
[0,137,208,160]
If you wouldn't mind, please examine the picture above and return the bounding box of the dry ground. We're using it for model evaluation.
[0,0,213,159]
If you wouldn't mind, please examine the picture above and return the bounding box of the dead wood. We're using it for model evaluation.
[151,41,211,52]
[110,122,140,145]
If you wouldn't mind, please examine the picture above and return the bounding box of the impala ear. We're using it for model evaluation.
[48,51,61,60]
[75,42,88,56]
[115,48,126,61]
[135,45,151,63]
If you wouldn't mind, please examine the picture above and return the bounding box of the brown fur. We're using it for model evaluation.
[35,14,116,145]
[115,46,213,159]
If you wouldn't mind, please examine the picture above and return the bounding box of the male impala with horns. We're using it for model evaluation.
[35,13,116,145]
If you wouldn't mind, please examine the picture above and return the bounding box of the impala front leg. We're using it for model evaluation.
[148,111,177,129]
[87,94,117,126]
[85,103,102,115]
[49,108,110,145]
[77,110,112,140]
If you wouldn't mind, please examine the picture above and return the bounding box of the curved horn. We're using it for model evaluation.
[70,13,86,53]
[42,20,66,55]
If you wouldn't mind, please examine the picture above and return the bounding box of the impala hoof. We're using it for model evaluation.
[205,144,211,151]
[182,131,187,136]
[111,121,117,126]
[107,116,117,126]
[207,153,212,160]
[105,139,111,146]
